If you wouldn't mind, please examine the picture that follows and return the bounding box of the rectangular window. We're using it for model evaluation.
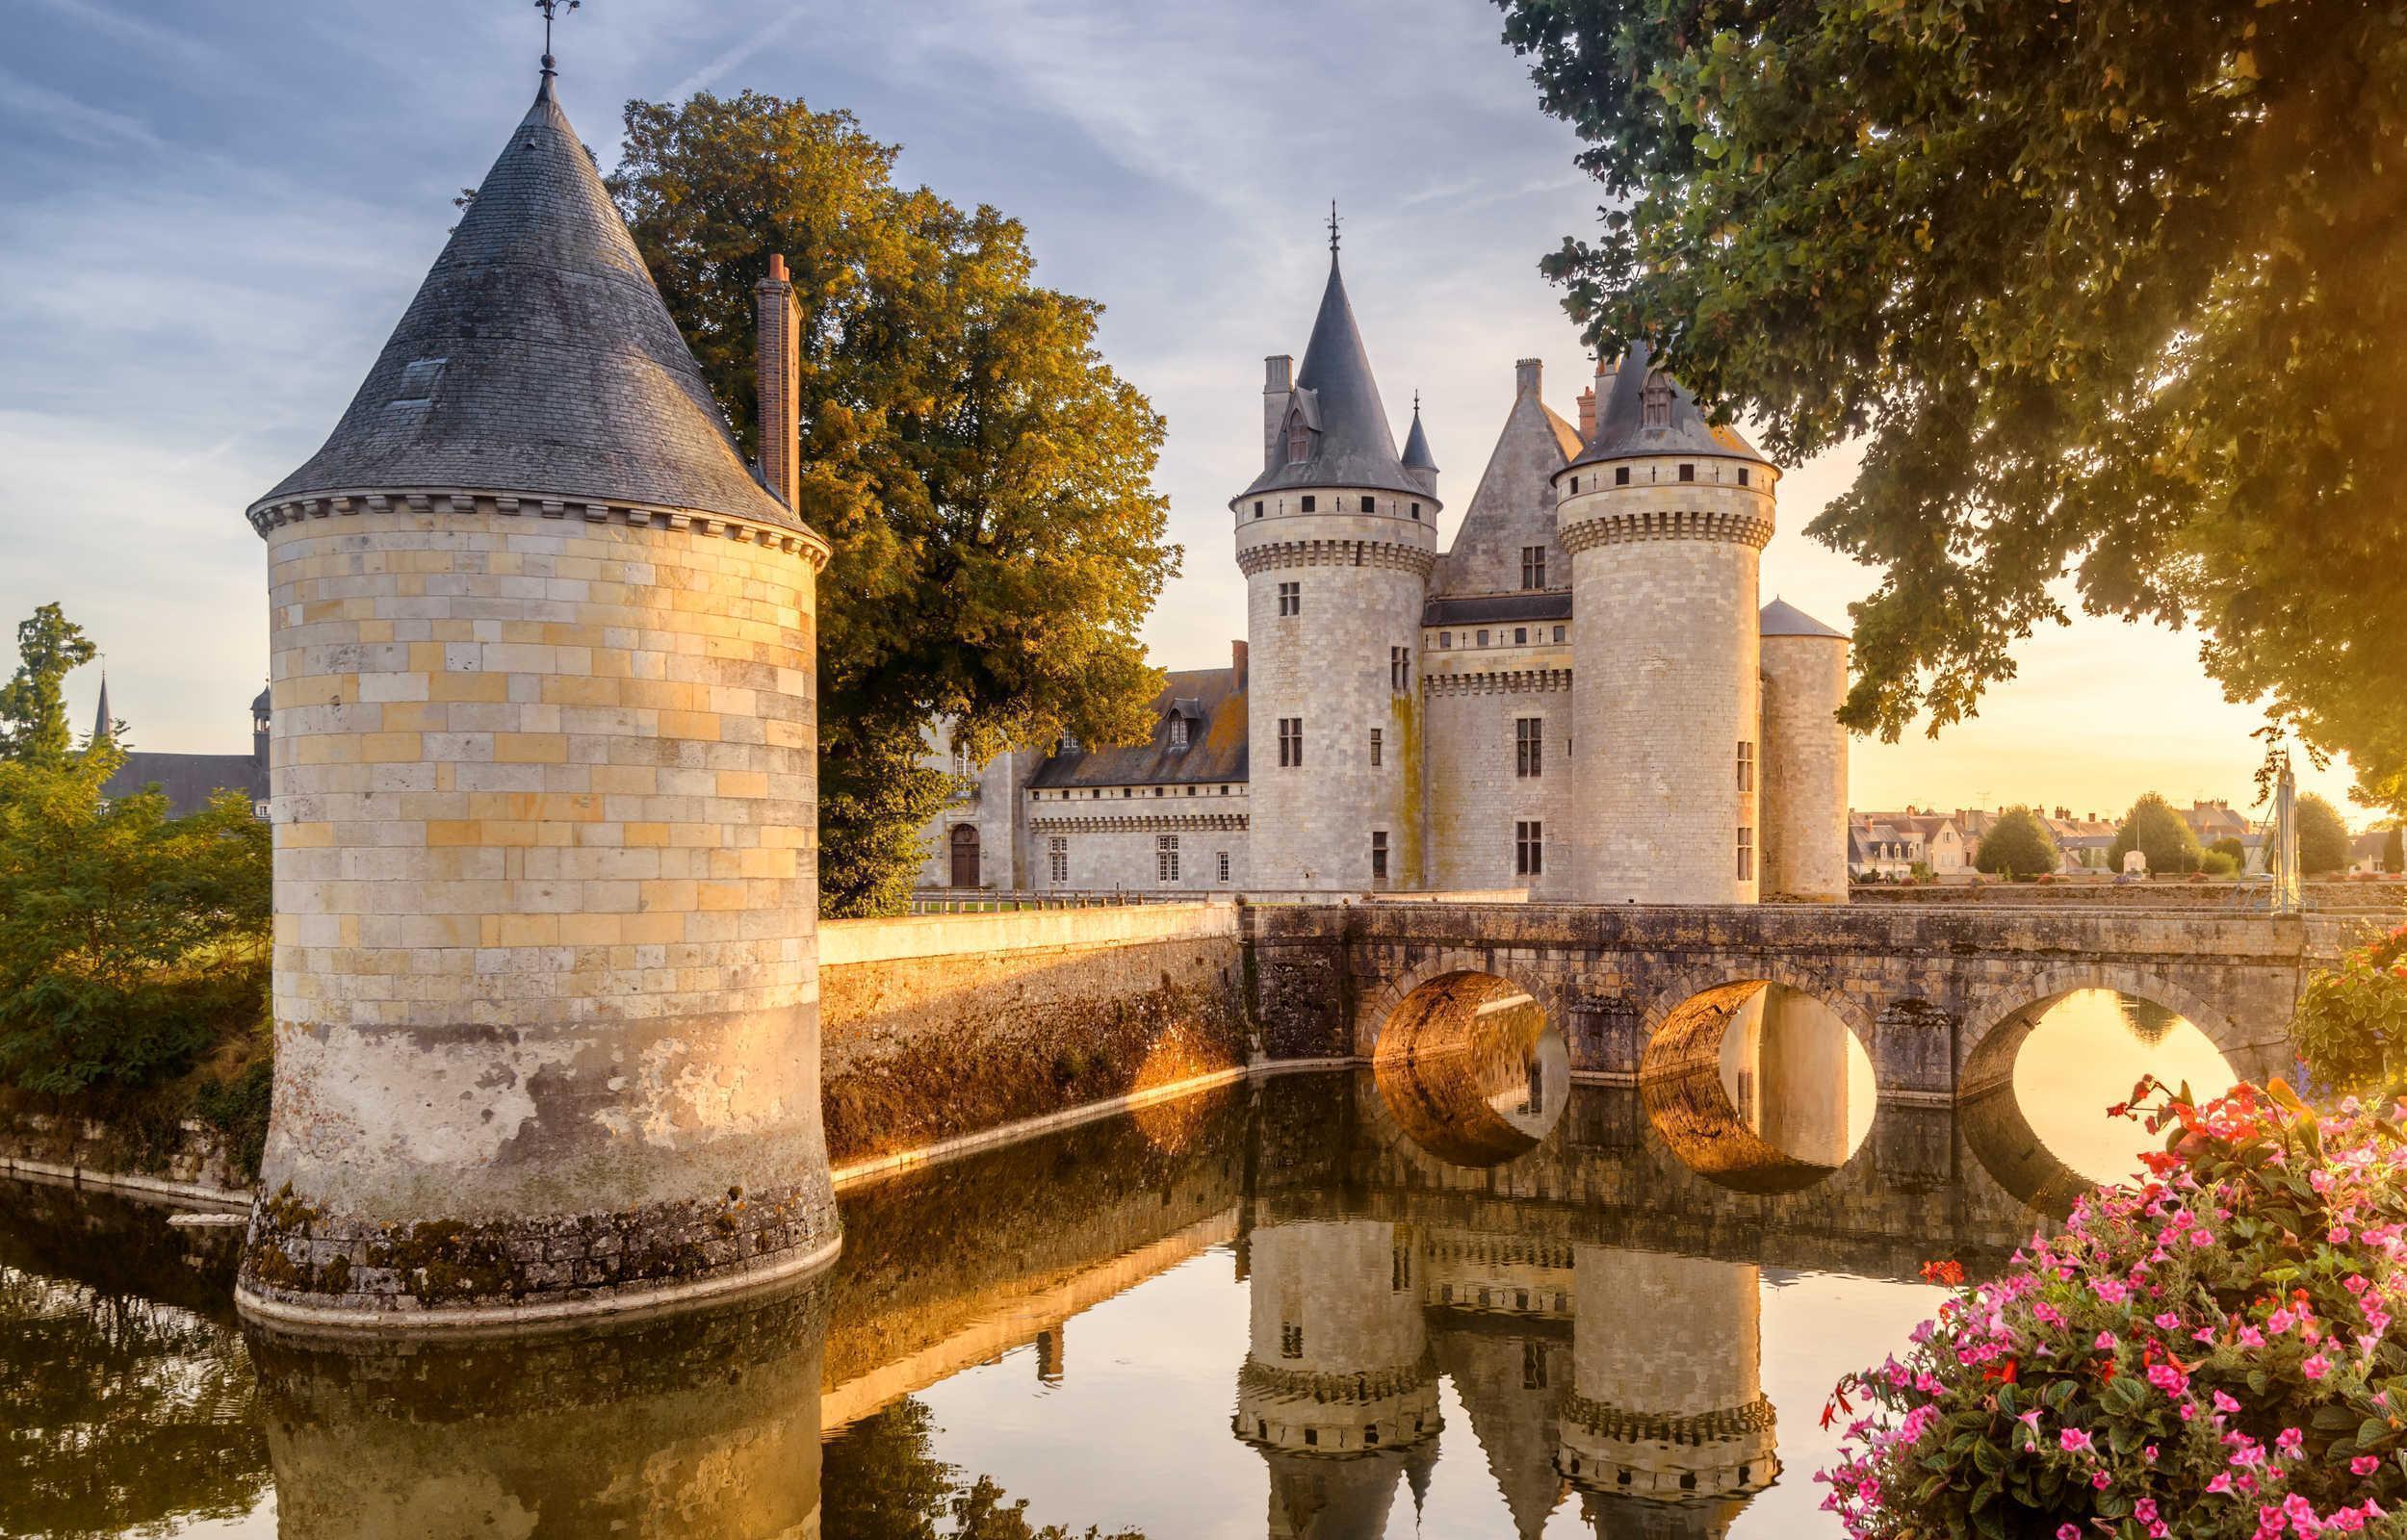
[1438,630,1451,649]
[1552,626,1566,643]
[1169,715,1189,748]
[1278,580,1300,617]
[1299,495,1316,512]
[1410,501,1422,521]
[1514,627,1527,645]
[1738,468,1749,487]
[1278,718,1303,768]
[1615,466,1631,486]
[1515,820,1543,877]
[1515,717,1542,778]
[1359,495,1375,513]
[1048,836,1068,884]
[1567,475,1579,494]
[1678,463,1695,481]
[1253,500,1264,518]
[1370,728,1383,767]
[1370,830,1388,884]
[1520,545,1547,589]
[1281,1322,1303,1359]
[1157,834,1179,884]
[1736,740,1754,793]
[1737,827,1754,881]
[1476,629,1489,647]
[1217,850,1229,883]
[1390,646,1411,691]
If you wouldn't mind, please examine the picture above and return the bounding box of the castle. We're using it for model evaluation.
[926,244,1850,904]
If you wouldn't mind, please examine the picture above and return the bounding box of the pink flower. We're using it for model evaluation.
[2060,1427,2095,1454]
[2091,1470,2112,1490]
[2208,1473,2236,1495]
[2058,1527,2081,1540]
[2276,1426,2305,1457]
[2354,1455,2382,1476]
[2304,1353,2334,1380]
[2095,1330,2118,1350]
[2215,1391,2244,1415]
[2156,1312,2182,1329]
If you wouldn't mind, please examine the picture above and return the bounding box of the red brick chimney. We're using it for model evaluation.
[754,253,801,510]
[1577,385,1596,442]
[1231,638,1248,691]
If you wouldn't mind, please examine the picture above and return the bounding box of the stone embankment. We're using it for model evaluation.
[1840,881,2405,911]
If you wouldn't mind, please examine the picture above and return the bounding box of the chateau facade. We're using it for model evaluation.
[926,247,1850,903]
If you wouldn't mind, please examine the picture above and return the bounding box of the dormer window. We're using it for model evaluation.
[1168,714,1189,749]
[1285,412,1310,463]
[1642,373,1672,429]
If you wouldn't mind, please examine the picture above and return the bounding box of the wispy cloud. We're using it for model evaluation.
[23,0,229,73]
[0,64,159,150]
[665,7,815,100]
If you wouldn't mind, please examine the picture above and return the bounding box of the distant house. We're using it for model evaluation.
[93,680,270,819]
[2349,832,2394,876]
[1858,808,1968,873]
[1848,815,1921,880]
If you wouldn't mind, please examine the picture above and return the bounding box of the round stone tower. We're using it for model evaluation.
[1757,599,1851,902]
[1233,248,1437,891]
[236,69,840,1326]
[1553,344,1775,905]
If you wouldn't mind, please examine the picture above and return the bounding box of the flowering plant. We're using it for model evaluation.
[1817,1078,2407,1538]
[2294,926,2407,1098]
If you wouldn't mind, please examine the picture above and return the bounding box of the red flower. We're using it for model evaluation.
[1921,1259,1967,1287]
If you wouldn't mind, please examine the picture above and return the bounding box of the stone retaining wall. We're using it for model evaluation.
[0,1092,250,1207]
[1841,882,2407,911]
[817,902,1251,1166]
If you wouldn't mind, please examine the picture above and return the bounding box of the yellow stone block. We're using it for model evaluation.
[429,672,509,704]
[496,733,568,764]
[624,821,669,847]
[715,769,767,799]
[360,732,424,763]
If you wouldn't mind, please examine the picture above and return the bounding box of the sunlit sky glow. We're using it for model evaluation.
[0,0,2361,823]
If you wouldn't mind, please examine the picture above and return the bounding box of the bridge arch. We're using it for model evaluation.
[1636,971,1875,1191]
[1958,965,2246,1103]
[1637,963,1877,1076]
[1355,950,1561,1062]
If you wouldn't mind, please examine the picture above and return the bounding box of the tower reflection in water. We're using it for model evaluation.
[246,1279,828,1539]
[1642,983,1872,1194]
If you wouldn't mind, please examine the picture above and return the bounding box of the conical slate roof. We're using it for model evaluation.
[1242,256,1423,500]
[91,674,113,742]
[251,76,799,531]
[1566,339,1767,472]
[1401,404,1437,473]
[1759,597,1848,639]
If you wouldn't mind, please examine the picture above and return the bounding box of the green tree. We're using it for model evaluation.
[1972,807,2058,879]
[0,744,271,1093]
[1494,0,2407,810]
[0,604,98,768]
[2108,793,2204,876]
[2387,826,2404,875]
[2296,791,2353,876]
[608,91,1178,915]
[2212,835,2248,867]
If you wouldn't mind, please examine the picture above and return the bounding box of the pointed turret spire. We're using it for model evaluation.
[1401,392,1437,475]
[251,71,802,533]
[91,672,113,744]
[1237,216,1425,503]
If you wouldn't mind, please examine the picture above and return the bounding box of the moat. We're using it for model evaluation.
[0,989,2235,1540]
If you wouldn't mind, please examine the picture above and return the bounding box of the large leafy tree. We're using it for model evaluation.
[1972,806,2058,879]
[0,604,98,768]
[2109,792,2206,875]
[1496,0,2407,807]
[2295,790,2353,875]
[608,91,1178,915]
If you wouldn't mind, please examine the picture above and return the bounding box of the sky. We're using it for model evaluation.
[0,0,2357,826]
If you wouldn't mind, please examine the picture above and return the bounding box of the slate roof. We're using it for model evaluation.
[102,752,265,819]
[252,76,800,531]
[1424,592,1573,628]
[1759,597,1847,639]
[1401,406,1437,473]
[1027,665,1248,788]
[1240,256,1422,500]
[1566,339,1768,472]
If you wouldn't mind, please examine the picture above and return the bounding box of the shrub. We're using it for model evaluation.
[2292,925,2407,1100]
[1976,807,2060,879]
[2109,793,2204,875]
[2202,850,2240,877]
[1817,1079,2407,1538]
[0,750,270,1093]
[2214,836,2249,867]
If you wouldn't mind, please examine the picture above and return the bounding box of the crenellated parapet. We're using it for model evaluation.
[1236,535,1438,578]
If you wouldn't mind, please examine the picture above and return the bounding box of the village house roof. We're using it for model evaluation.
[1566,339,1769,473]
[1240,254,1423,500]
[1028,665,1248,789]
[102,752,264,819]
[252,75,802,532]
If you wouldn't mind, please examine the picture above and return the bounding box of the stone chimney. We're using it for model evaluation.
[1576,385,1597,442]
[1232,638,1249,692]
[755,253,801,510]
[1515,357,1542,399]
[1262,354,1293,473]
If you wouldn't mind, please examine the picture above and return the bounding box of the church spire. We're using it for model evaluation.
[91,671,113,744]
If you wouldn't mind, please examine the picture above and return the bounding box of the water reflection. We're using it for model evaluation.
[2006,988,2238,1185]
[1633,984,1872,1194]
[1373,979,1569,1168]
[0,1044,2242,1540]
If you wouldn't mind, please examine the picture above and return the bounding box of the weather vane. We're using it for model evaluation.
[536,0,580,77]
[1328,199,1341,257]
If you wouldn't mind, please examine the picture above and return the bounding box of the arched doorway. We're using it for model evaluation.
[1639,981,1875,1193]
[1368,970,1568,1168]
[948,824,980,888]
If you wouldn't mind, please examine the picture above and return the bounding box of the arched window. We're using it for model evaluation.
[1285,411,1311,463]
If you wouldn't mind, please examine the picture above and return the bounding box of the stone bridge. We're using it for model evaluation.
[1243,902,2363,1104]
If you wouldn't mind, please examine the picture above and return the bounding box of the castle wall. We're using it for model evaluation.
[243,504,840,1322]
[1417,664,1573,896]
[1559,462,1771,904]
[1028,802,1250,892]
[1759,634,1850,901]
[1238,500,1434,890]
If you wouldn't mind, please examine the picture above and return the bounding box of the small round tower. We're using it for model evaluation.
[1233,245,1437,890]
[1757,599,1851,902]
[237,69,839,1325]
[1552,345,1775,905]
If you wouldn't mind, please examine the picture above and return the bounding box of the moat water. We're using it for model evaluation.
[0,990,2235,1540]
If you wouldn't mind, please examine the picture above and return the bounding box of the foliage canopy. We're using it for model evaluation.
[1973,806,2058,879]
[1496,0,2407,809]
[2109,794,2204,876]
[609,91,1178,914]
[0,604,97,769]
[2297,792,2354,877]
